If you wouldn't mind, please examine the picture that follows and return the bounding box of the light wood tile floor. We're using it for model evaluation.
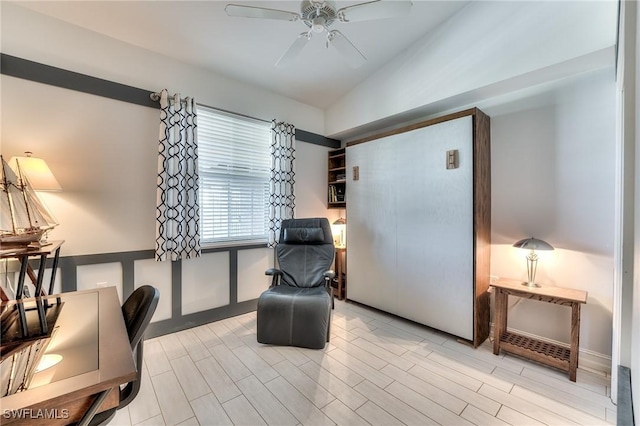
[109,300,616,426]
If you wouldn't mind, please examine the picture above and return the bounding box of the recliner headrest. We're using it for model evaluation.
[283,227,325,244]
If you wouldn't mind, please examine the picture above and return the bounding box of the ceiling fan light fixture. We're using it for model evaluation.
[311,17,326,32]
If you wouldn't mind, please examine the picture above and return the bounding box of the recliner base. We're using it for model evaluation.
[257,285,331,350]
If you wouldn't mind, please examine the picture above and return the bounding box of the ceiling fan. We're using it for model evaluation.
[225,0,413,68]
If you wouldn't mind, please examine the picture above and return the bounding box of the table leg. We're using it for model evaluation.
[49,247,62,295]
[493,289,507,355]
[17,302,28,336]
[569,302,581,382]
[36,298,48,333]
[35,254,48,296]
[16,256,29,299]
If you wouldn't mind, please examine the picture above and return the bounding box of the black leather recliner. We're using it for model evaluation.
[257,218,335,349]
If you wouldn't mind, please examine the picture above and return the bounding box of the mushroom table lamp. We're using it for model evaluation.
[513,237,554,287]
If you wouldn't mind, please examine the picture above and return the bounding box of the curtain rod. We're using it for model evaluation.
[149,91,188,103]
[149,92,270,124]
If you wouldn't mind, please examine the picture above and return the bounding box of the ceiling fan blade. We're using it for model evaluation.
[225,4,300,21]
[275,33,311,67]
[338,0,413,23]
[327,30,366,68]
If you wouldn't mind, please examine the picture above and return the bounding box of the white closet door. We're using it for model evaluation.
[346,139,398,313]
[395,116,474,340]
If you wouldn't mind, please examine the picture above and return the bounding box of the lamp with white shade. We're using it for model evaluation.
[8,152,62,191]
[332,217,346,248]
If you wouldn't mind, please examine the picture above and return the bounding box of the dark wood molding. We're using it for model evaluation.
[472,108,492,347]
[346,107,491,348]
[346,108,478,147]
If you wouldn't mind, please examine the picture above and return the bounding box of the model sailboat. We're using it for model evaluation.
[1,155,58,246]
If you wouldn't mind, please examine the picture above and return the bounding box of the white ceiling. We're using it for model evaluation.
[14,1,470,109]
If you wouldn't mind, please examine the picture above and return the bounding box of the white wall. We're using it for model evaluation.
[488,69,616,362]
[1,2,331,256]
[0,4,333,318]
[613,0,638,411]
[326,1,617,138]
[0,3,324,134]
[295,141,334,220]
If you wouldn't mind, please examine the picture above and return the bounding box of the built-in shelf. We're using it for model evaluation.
[327,148,346,209]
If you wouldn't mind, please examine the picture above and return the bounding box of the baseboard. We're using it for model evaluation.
[490,323,612,376]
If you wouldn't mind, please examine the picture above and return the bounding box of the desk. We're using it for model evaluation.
[0,241,64,300]
[0,287,135,425]
[491,278,587,382]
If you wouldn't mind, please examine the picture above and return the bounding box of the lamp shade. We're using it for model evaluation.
[513,237,554,287]
[512,237,554,251]
[8,153,62,191]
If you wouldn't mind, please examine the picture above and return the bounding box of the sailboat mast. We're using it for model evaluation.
[1,156,19,234]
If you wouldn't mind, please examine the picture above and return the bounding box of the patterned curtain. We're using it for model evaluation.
[268,121,296,247]
[155,89,201,261]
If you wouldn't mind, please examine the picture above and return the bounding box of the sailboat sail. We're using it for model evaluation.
[1,155,58,245]
[0,186,13,233]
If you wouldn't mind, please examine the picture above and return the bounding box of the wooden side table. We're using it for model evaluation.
[491,278,587,381]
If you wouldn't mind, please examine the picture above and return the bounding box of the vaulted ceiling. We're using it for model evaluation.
[12,1,469,109]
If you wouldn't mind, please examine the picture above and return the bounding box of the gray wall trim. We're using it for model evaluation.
[230,249,238,304]
[59,257,77,293]
[617,365,635,425]
[1,54,341,148]
[58,250,155,266]
[172,258,183,320]
[36,243,271,338]
[296,129,341,148]
[1,53,158,109]
[146,299,258,338]
[122,260,135,302]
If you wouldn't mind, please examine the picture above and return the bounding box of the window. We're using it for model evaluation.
[197,105,272,245]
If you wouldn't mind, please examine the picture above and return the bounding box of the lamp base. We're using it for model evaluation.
[522,282,541,288]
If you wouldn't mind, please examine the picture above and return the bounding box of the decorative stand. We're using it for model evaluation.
[491,278,587,382]
[0,240,64,300]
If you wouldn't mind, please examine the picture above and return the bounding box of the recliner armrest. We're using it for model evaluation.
[265,268,283,287]
[265,268,283,276]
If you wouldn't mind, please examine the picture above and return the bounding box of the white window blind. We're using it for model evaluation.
[197,105,271,245]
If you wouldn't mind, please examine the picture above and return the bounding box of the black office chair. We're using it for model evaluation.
[257,218,335,349]
[77,285,159,426]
